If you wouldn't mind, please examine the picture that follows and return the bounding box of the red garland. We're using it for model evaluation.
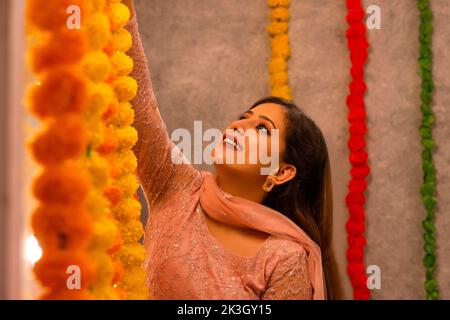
[345,0,371,300]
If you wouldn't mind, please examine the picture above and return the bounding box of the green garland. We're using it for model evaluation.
[418,0,439,300]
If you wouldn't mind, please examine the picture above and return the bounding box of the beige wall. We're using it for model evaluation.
[134,0,450,299]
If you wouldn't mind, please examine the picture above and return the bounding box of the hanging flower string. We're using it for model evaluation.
[80,0,127,300]
[267,0,292,100]
[103,0,148,300]
[26,0,96,299]
[25,0,146,300]
[417,0,439,300]
[344,0,371,300]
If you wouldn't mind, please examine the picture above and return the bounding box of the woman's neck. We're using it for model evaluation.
[215,172,266,204]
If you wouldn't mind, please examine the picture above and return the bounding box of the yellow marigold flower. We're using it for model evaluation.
[116,173,139,197]
[270,34,290,58]
[119,267,148,299]
[111,52,134,76]
[121,267,146,286]
[109,2,131,30]
[108,102,135,127]
[90,217,120,251]
[117,150,137,173]
[270,7,290,21]
[268,57,287,73]
[271,85,292,101]
[119,219,144,244]
[115,244,146,269]
[112,197,141,223]
[113,76,138,102]
[90,252,115,287]
[87,126,105,149]
[268,0,291,7]
[116,126,138,150]
[271,43,290,59]
[113,28,132,53]
[113,149,138,176]
[271,33,289,47]
[267,21,288,35]
[82,51,111,83]
[86,190,110,219]
[270,72,288,88]
[84,13,111,50]
[84,151,110,188]
[86,83,116,117]
[86,0,106,14]
[89,287,120,300]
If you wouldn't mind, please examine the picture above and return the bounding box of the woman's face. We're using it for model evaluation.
[212,103,288,178]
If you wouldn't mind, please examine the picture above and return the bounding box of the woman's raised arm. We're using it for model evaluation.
[124,3,200,210]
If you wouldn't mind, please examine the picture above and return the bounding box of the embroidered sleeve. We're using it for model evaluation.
[261,248,313,300]
[124,12,200,210]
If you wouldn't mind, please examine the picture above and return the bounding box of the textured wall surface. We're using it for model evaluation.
[134,0,450,299]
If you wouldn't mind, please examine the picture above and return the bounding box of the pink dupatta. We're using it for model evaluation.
[198,171,327,300]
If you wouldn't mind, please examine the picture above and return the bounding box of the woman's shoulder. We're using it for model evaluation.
[258,236,310,284]
[261,236,308,266]
[265,235,307,253]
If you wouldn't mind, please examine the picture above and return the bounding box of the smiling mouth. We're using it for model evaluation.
[222,133,243,152]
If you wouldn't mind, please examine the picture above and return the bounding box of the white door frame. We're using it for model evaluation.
[1,0,27,300]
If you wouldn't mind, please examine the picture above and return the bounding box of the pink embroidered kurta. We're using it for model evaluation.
[125,13,313,300]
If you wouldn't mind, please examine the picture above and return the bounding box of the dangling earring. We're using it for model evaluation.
[262,168,279,192]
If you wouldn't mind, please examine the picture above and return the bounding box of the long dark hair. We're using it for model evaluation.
[250,96,342,300]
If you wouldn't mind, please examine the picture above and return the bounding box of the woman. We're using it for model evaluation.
[123,0,342,300]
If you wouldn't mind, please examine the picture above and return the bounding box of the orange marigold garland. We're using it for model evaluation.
[26,0,129,299]
[26,0,95,299]
[103,0,147,300]
[267,0,292,100]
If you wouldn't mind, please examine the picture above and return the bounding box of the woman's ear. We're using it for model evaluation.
[272,164,297,185]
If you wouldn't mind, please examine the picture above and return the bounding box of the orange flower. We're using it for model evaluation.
[33,164,89,205]
[34,249,96,290]
[104,186,123,206]
[26,0,86,32]
[29,30,88,73]
[40,288,93,300]
[96,128,118,154]
[114,287,128,300]
[107,228,124,255]
[102,103,119,122]
[108,159,122,179]
[31,114,87,166]
[29,68,88,119]
[31,204,93,251]
[112,260,124,285]
[103,39,116,57]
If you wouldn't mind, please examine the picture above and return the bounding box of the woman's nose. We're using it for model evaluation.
[233,127,244,135]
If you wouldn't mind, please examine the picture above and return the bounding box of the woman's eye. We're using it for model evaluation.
[257,124,269,134]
